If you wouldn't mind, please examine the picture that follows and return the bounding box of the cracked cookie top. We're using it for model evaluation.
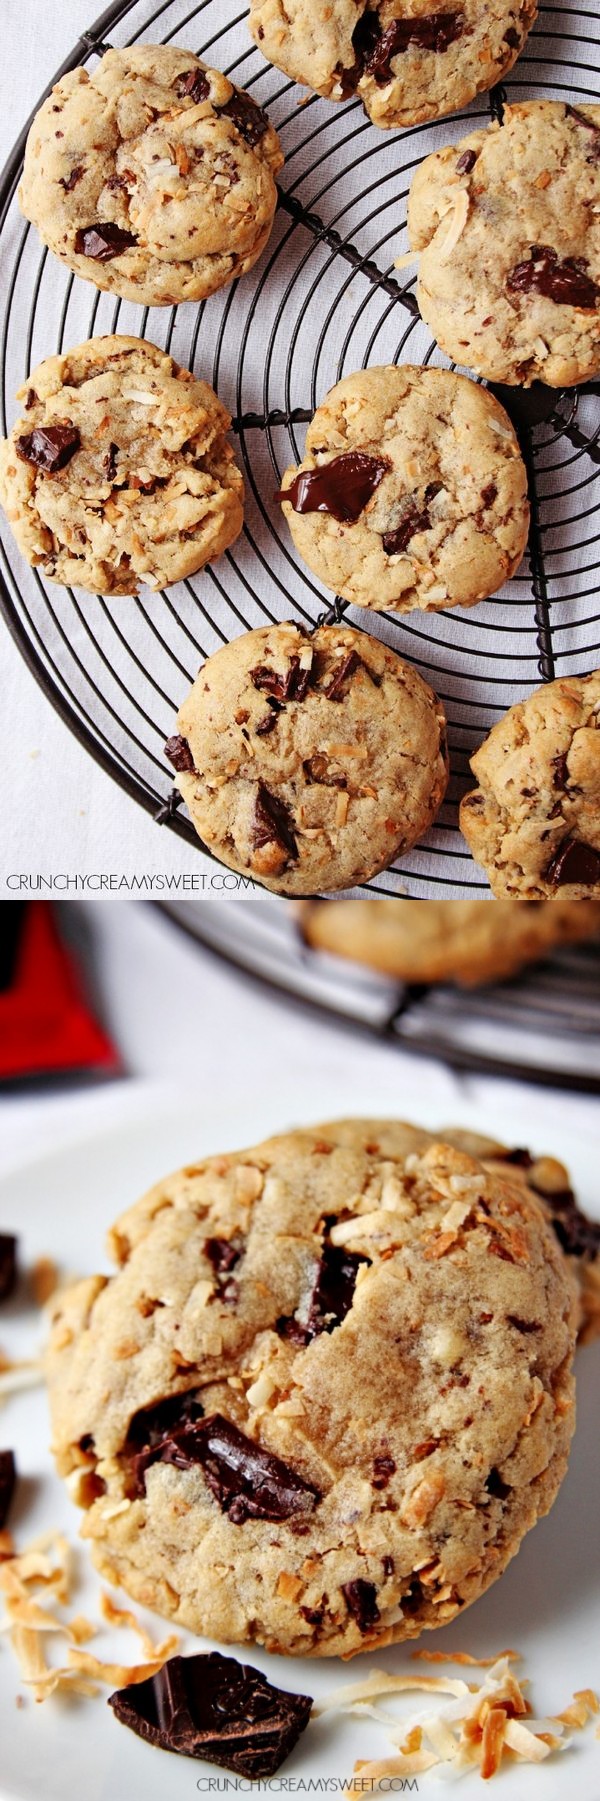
[19,45,283,307]
[167,621,448,894]
[409,102,600,387]
[46,1117,577,1658]
[249,0,537,130]
[0,336,244,596]
[460,670,600,897]
[278,366,529,615]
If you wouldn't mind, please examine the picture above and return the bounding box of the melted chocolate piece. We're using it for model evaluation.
[108,1650,313,1778]
[303,754,347,787]
[456,148,477,174]
[278,1243,367,1346]
[103,442,119,482]
[175,69,210,103]
[382,482,442,556]
[372,1453,396,1489]
[322,648,361,701]
[250,654,313,704]
[507,1315,542,1333]
[164,734,195,773]
[0,1235,18,1302]
[255,712,278,736]
[218,91,270,147]
[281,452,389,524]
[357,11,465,86]
[74,222,138,261]
[16,424,81,474]
[60,164,85,192]
[485,1466,511,1500]
[159,1413,320,1522]
[506,245,600,309]
[205,1235,242,1303]
[252,783,298,863]
[0,1450,16,1529]
[546,835,600,888]
[342,1579,380,1632]
[125,1391,206,1498]
[504,25,521,47]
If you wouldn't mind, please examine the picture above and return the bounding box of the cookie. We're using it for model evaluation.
[460,671,600,898]
[19,46,283,308]
[0,336,244,597]
[167,622,448,894]
[408,101,600,387]
[249,1,536,131]
[46,1117,577,1657]
[278,367,529,615]
[300,897,600,985]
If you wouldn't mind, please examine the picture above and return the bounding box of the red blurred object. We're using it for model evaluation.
[0,903,118,1080]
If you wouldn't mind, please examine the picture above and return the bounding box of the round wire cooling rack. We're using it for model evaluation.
[0,0,599,898]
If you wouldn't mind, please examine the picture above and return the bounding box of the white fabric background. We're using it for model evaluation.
[0,3,223,896]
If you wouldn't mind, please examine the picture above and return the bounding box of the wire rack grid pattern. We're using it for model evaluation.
[0,0,599,895]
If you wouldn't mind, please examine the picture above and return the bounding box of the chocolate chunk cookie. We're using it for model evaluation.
[460,671,600,897]
[249,1,536,131]
[167,622,448,894]
[46,1117,577,1657]
[0,337,244,596]
[300,897,600,985]
[278,367,529,614]
[408,102,600,386]
[19,46,282,307]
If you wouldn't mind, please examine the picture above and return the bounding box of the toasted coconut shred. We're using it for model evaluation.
[0,1527,178,1702]
[316,1653,599,1785]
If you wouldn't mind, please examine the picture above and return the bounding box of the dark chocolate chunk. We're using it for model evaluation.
[108,1650,313,1778]
[125,1390,206,1497]
[24,388,38,410]
[546,835,600,888]
[356,11,465,86]
[502,1148,534,1168]
[342,1579,380,1632]
[506,1315,542,1333]
[278,1242,367,1346]
[506,245,600,309]
[252,783,298,863]
[382,500,432,556]
[566,106,600,162]
[382,1554,395,1577]
[218,91,270,147]
[322,648,361,701]
[164,735,195,773]
[15,424,81,474]
[504,25,521,46]
[551,1205,600,1260]
[255,712,278,736]
[0,1450,16,1529]
[250,653,313,704]
[175,68,210,103]
[103,441,119,482]
[481,481,498,508]
[485,1467,511,1500]
[280,451,390,524]
[0,1235,17,1302]
[456,148,477,174]
[205,1236,242,1302]
[303,754,347,788]
[60,164,85,192]
[74,222,138,261]
[372,1453,396,1489]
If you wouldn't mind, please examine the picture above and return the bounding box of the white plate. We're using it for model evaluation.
[0,1096,599,1801]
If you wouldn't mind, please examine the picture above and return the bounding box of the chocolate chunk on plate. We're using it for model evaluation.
[0,1234,17,1301]
[0,1449,16,1529]
[108,1650,313,1777]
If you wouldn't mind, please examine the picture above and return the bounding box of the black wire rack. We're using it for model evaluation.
[0,0,599,896]
[160,896,600,1090]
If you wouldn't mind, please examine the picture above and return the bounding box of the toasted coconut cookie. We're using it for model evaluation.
[0,337,244,596]
[460,671,600,898]
[46,1117,577,1657]
[409,102,600,387]
[19,46,282,307]
[300,897,600,985]
[249,0,537,131]
[167,622,448,894]
[278,367,529,614]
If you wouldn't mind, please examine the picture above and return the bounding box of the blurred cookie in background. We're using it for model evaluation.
[299,897,600,987]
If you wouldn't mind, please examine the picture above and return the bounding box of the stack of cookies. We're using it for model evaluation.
[0,22,599,896]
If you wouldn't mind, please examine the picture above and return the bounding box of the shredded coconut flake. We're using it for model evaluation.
[436,190,469,263]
